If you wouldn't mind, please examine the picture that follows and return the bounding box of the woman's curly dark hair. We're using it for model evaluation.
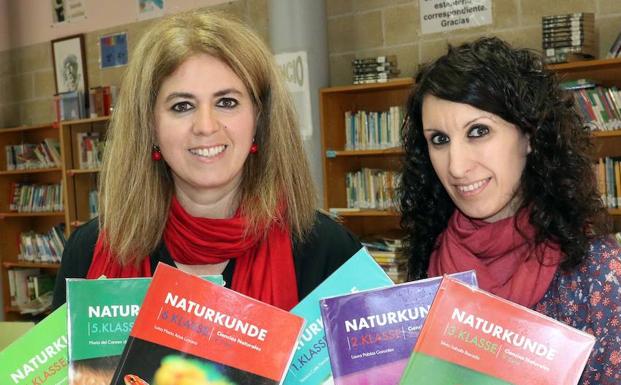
[400,36,609,281]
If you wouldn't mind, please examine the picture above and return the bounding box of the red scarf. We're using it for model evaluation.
[87,196,299,310]
[428,208,561,308]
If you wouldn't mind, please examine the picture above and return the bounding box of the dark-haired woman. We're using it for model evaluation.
[400,36,621,384]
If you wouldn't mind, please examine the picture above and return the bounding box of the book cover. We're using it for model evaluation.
[284,248,394,385]
[110,263,305,385]
[320,271,477,385]
[399,276,595,385]
[67,275,224,385]
[0,305,68,385]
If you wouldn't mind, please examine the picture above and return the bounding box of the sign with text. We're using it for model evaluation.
[275,51,313,139]
[420,0,492,34]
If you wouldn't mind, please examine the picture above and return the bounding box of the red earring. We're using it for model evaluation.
[151,145,162,161]
[250,142,258,154]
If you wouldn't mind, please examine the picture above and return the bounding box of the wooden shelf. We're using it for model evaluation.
[2,261,60,269]
[326,148,405,157]
[0,118,109,321]
[591,130,621,138]
[0,211,64,218]
[67,168,100,175]
[0,123,56,133]
[608,208,621,216]
[330,209,399,217]
[321,78,413,94]
[0,167,62,176]
[547,57,621,72]
[60,116,110,125]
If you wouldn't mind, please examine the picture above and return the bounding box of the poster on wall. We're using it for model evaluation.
[100,32,129,69]
[51,0,86,25]
[419,0,492,34]
[274,51,313,139]
[51,34,87,94]
[138,0,165,20]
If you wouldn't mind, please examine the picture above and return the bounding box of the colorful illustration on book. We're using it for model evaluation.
[320,271,477,385]
[399,277,595,385]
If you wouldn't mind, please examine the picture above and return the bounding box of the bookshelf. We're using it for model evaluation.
[549,58,621,230]
[320,58,621,242]
[0,117,108,320]
[320,78,411,239]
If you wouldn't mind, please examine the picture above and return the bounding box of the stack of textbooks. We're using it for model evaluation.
[542,13,595,64]
[361,234,407,283]
[0,262,598,385]
[352,55,400,84]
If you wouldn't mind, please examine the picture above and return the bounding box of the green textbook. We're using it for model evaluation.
[0,304,68,385]
[67,275,224,385]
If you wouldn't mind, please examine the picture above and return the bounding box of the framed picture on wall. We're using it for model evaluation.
[51,34,88,94]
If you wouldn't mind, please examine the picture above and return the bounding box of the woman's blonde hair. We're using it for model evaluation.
[99,10,316,264]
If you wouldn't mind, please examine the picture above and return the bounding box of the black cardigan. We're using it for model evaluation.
[52,212,362,308]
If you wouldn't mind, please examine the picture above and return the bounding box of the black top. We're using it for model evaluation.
[52,212,362,309]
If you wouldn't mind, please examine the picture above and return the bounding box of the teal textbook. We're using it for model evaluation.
[66,274,224,385]
[284,247,394,385]
[0,305,68,385]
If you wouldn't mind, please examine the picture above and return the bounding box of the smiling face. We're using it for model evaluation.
[154,53,256,204]
[421,94,531,223]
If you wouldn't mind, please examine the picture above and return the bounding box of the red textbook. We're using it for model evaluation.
[110,263,305,385]
[399,276,595,385]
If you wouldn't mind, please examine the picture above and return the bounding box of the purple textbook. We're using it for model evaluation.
[320,271,477,385]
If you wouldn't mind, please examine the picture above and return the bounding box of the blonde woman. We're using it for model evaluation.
[53,10,360,311]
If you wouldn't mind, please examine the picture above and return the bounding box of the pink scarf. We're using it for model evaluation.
[428,209,562,308]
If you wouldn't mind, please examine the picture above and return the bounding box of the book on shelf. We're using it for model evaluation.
[110,263,303,385]
[344,106,404,150]
[284,248,394,385]
[54,91,86,121]
[76,132,102,169]
[351,56,399,84]
[541,13,595,64]
[320,270,478,385]
[88,189,99,219]
[88,85,119,117]
[8,183,63,212]
[398,276,595,385]
[345,169,400,211]
[18,225,66,264]
[8,268,47,308]
[0,305,68,385]
[66,274,224,385]
[607,30,621,58]
[597,157,621,209]
[4,139,61,170]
